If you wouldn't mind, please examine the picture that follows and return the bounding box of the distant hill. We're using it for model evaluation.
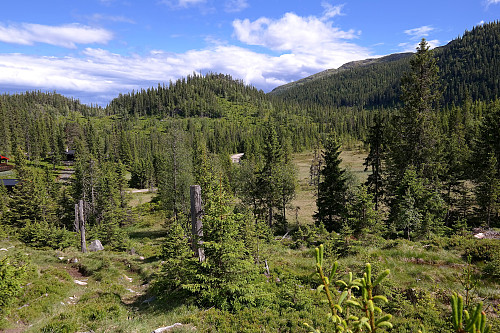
[106,73,268,118]
[270,21,500,109]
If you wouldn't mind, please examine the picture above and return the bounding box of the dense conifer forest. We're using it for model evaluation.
[0,22,499,332]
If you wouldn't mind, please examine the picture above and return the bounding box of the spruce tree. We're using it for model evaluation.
[471,100,500,227]
[314,135,348,232]
[364,112,384,210]
[387,38,444,184]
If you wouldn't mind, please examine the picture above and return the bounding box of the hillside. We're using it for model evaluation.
[269,52,413,96]
[270,21,500,109]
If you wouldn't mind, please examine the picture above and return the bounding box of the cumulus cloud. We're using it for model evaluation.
[0,23,113,48]
[233,12,360,52]
[225,0,249,13]
[399,25,441,52]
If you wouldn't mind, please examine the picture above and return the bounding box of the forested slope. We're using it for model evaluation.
[271,21,500,109]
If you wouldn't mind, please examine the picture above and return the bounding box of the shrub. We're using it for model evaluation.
[19,220,76,249]
[0,256,27,312]
[462,238,500,278]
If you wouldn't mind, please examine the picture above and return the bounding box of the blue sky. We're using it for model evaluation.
[0,0,499,105]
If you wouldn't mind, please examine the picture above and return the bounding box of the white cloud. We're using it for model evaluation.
[233,12,360,52]
[404,25,434,38]
[321,2,344,21]
[0,23,113,48]
[225,0,249,13]
[487,0,500,4]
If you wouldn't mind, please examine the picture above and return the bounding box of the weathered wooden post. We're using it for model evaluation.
[74,203,79,232]
[78,200,87,253]
[190,185,205,262]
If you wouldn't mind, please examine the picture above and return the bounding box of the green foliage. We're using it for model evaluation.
[305,244,392,333]
[364,112,385,211]
[155,218,198,294]
[0,256,27,313]
[157,127,194,220]
[19,220,76,249]
[451,293,492,333]
[387,39,445,185]
[389,167,447,240]
[346,185,382,237]
[183,181,264,310]
[462,238,500,278]
[314,135,348,232]
[471,100,500,228]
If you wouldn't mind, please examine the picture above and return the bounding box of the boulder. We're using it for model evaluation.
[88,240,104,252]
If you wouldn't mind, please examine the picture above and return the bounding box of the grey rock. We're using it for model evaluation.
[88,240,104,252]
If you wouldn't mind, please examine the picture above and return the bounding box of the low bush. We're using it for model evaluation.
[0,256,27,314]
[19,220,76,249]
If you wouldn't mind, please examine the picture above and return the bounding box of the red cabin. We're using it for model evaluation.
[0,155,13,172]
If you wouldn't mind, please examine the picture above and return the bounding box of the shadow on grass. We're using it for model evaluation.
[128,229,168,240]
[131,287,195,315]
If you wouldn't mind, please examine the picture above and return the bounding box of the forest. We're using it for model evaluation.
[0,22,499,333]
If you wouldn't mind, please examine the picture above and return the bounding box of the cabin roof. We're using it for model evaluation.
[0,155,9,160]
[0,179,19,186]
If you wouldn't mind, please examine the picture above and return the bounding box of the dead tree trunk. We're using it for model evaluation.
[190,185,205,262]
[74,203,79,232]
[79,200,87,253]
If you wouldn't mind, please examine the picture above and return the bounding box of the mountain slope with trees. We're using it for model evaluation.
[271,21,500,109]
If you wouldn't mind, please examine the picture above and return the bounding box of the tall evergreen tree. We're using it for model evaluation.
[471,100,500,227]
[387,38,444,184]
[314,135,348,232]
[364,112,385,210]
[157,127,193,221]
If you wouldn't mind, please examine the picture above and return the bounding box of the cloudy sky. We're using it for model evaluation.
[0,0,499,105]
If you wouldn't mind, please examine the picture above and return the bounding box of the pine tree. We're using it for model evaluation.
[389,167,446,239]
[364,112,384,210]
[314,135,348,232]
[157,127,193,221]
[258,124,282,227]
[387,38,444,184]
[183,180,261,310]
[471,100,500,227]
[346,185,381,236]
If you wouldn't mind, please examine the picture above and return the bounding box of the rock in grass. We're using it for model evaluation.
[152,323,183,332]
[88,239,104,252]
[74,280,87,286]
